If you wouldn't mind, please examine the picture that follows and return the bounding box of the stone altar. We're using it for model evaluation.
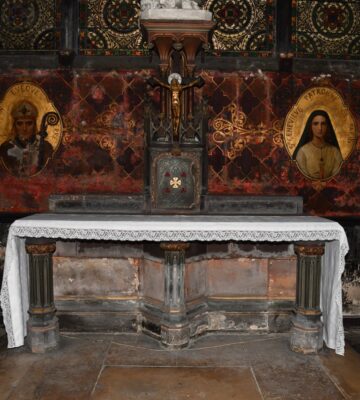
[0,213,349,355]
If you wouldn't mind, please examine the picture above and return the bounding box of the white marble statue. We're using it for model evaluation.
[141,0,199,11]
[182,0,200,9]
[140,0,212,20]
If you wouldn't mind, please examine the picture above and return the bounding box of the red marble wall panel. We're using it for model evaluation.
[0,69,150,212]
[141,258,164,303]
[207,258,268,297]
[268,257,296,299]
[0,69,359,216]
[53,256,140,298]
[200,70,360,216]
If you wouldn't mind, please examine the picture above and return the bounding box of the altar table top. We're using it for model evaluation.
[0,214,349,355]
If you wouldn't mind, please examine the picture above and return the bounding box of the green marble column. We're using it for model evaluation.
[290,243,324,354]
[25,239,58,353]
[160,242,190,349]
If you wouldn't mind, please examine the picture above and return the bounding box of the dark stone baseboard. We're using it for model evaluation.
[55,298,294,335]
[57,311,139,333]
[48,194,303,215]
[49,194,145,214]
[205,195,303,215]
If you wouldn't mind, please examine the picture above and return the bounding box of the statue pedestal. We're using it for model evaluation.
[140,18,215,73]
[142,13,212,213]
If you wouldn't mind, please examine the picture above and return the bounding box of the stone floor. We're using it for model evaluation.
[1,331,360,400]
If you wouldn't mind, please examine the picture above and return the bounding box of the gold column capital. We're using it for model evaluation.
[26,243,56,255]
[160,242,190,251]
[295,244,324,256]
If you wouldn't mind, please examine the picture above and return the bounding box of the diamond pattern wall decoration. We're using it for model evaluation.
[0,71,359,216]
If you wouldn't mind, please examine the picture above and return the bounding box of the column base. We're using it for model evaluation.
[26,317,59,353]
[161,323,190,349]
[290,313,323,354]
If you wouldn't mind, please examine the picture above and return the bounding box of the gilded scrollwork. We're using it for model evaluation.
[212,103,282,160]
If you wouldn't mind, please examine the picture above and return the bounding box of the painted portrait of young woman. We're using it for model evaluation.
[284,87,357,181]
[292,110,343,180]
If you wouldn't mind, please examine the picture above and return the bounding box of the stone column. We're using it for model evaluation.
[25,239,58,353]
[290,243,324,354]
[160,242,190,349]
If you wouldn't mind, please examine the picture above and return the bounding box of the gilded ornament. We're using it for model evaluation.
[212,103,269,160]
[170,177,182,189]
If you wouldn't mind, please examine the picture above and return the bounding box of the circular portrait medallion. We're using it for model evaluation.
[0,82,63,177]
[284,87,357,181]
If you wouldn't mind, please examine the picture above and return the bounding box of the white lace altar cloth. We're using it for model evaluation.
[0,214,348,354]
